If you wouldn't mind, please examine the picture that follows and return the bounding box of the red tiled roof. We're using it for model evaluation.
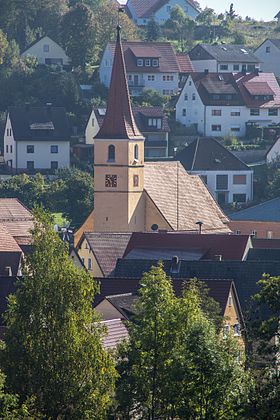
[101,319,129,349]
[244,82,275,96]
[129,45,160,58]
[176,53,194,73]
[0,224,22,253]
[95,28,144,140]
[123,232,251,261]
[107,41,181,73]
[235,72,280,108]
[0,198,33,221]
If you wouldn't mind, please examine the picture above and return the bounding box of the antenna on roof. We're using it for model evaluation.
[195,220,203,234]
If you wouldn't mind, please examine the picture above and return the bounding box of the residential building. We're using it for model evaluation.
[255,39,280,77]
[21,35,71,67]
[0,224,23,276]
[86,106,170,157]
[229,197,280,239]
[99,40,193,96]
[189,44,261,73]
[266,136,280,163]
[176,137,253,205]
[176,71,280,137]
[77,27,230,238]
[126,0,200,26]
[4,105,70,172]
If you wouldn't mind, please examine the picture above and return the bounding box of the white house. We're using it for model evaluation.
[126,0,200,26]
[189,44,261,73]
[86,106,170,157]
[254,39,280,77]
[99,41,193,96]
[176,71,280,138]
[21,35,71,67]
[176,137,253,205]
[4,105,70,172]
[266,136,280,164]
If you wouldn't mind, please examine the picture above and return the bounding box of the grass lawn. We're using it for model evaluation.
[52,212,69,227]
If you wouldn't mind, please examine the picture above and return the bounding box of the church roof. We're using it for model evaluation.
[95,27,144,140]
[144,161,229,233]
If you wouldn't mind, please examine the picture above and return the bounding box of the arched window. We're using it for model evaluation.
[134,144,138,160]
[108,144,115,161]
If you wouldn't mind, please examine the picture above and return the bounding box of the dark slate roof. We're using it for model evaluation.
[8,106,70,141]
[232,149,268,165]
[106,293,139,319]
[176,137,250,171]
[270,38,280,48]
[253,238,280,248]
[113,259,280,310]
[229,198,280,221]
[247,248,280,261]
[124,232,251,261]
[189,44,260,63]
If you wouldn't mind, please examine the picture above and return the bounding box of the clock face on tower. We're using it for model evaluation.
[105,174,117,187]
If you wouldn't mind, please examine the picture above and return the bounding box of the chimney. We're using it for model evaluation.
[4,266,12,276]
[214,255,222,261]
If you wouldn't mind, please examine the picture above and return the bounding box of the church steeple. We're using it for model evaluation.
[95,26,143,140]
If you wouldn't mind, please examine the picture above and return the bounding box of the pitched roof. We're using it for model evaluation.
[253,238,280,248]
[234,72,280,108]
[124,232,251,261]
[106,41,182,73]
[8,106,70,142]
[189,44,260,63]
[100,318,129,349]
[232,149,268,165]
[95,28,144,140]
[127,0,199,19]
[82,232,132,276]
[176,137,250,172]
[229,197,280,221]
[106,293,139,319]
[0,199,33,243]
[144,161,229,232]
[247,248,280,261]
[0,224,22,253]
[176,53,194,73]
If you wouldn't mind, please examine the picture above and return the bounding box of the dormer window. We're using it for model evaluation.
[137,59,143,67]
[148,118,162,129]
[152,59,159,67]
[145,59,151,66]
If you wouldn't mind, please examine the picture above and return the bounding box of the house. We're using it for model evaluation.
[176,137,253,205]
[229,197,280,239]
[4,105,71,172]
[85,106,170,157]
[21,35,71,67]
[99,40,193,96]
[75,27,230,240]
[126,0,200,26]
[274,11,280,22]
[176,71,280,137]
[266,136,280,163]
[189,44,261,73]
[254,39,280,78]
[0,224,23,276]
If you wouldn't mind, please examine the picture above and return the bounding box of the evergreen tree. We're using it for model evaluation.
[146,19,161,41]
[2,208,116,419]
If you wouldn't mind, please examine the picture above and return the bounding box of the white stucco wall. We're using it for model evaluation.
[267,138,280,163]
[16,141,70,170]
[191,59,218,72]
[191,60,260,73]
[191,170,253,203]
[85,110,100,144]
[4,116,16,167]
[255,40,280,77]
[21,36,71,66]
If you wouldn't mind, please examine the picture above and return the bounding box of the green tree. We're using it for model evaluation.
[196,7,216,26]
[146,19,161,41]
[0,29,8,65]
[136,88,168,107]
[164,5,196,51]
[2,208,116,419]
[226,3,238,21]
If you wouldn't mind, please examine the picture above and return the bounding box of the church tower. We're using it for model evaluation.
[93,26,145,232]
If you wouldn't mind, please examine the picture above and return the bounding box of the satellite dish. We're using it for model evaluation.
[151,224,158,231]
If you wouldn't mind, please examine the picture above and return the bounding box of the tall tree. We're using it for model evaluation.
[146,19,161,41]
[2,208,116,419]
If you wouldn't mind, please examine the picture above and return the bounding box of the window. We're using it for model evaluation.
[231,126,241,132]
[233,174,246,184]
[216,174,228,190]
[233,323,241,336]
[236,230,241,235]
[6,145,8,153]
[137,59,143,66]
[212,124,221,132]
[233,193,246,203]
[192,93,196,100]
[43,44,49,52]
[133,174,139,187]
[145,59,151,66]
[182,108,186,116]
[163,89,173,95]
[184,94,188,101]
[108,144,115,161]
[134,144,138,160]
[27,161,34,170]
[128,74,132,81]
[189,81,192,86]
[266,46,271,53]
[213,94,220,100]
[250,108,260,116]
[148,75,155,81]
[163,75,174,81]
[223,324,231,338]
[200,175,207,184]
[88,258,92,270]
[51,161,58,170]
[231,109,240,116]
[233,64,240,71]
[6,128,11,136]
[251,230,257,237]
[228,293,232,307]
[92,118,94,127]
[269,108,278,116]
[152,59,159,67]
[51,145,58,153]
[220,64,228,70]
[247,64,255,72]
[212,109,222,116]
[10,145,12,153]
[81,257,85,265]
[166,5,171,11]
[27,145,34,154]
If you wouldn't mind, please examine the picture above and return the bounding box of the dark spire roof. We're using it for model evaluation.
[95,26,143,140]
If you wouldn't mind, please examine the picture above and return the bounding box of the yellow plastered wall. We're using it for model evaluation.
[95,299,124,320]
[223,285,245,348]
[145,191,172,231]
[77,237,103,277]
[74,210,94,247]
